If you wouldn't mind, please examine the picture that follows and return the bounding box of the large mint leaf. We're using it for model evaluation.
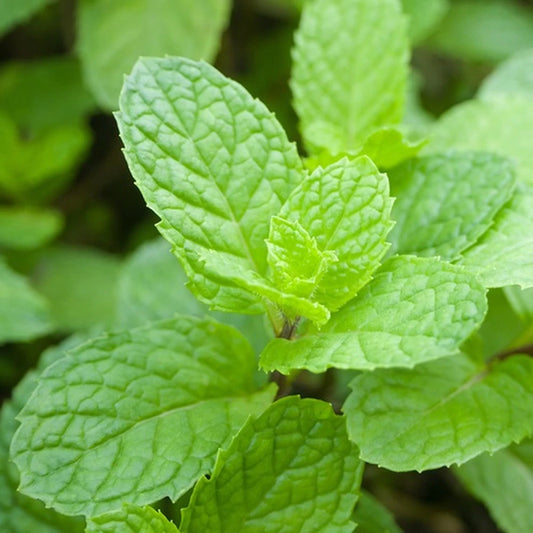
[117,57,303,314]
[181,397,362,533]
[479,49,533,101]
[427,0,533,63]
[454,440,533,533]
[11,316,276,516]
[291,0,409,154]
[0,258,52,343]
[459,186,533,289]
[77,0,231,109]
[87,505,179,533]
[0,0,52,36]
[0,336,89,533]
[280,156,393,311]
[261,255,486,374]
[0,206,62,250]
[425,98,533,186]
[344,352,533,471]
[388,152,515,260]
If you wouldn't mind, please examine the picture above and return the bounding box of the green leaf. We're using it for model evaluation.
[0,206,63,250]
[0,0,52,36]
[181,397,362,533]
[87,504,179,533]
[357,126,427,169]
[280,156,393,311]
[0,57,95,133]
[426,97,533,186]
[77,0,231,109]
[454,440,533,533]
[115,238,271,355]
[0,257,52,343]
[117,56,303,314]
[400,0,448,43]
[267,216,337,299]
[0,336,88,533]
[291,0,409,153]
[388,152,516,260]
[459,186,533,289]
[479,48,533,102]
[0,113,90,202]
[260,255,487,374]
[33,245,121,332]
[504,286,533,322]
[428,0,533,63]
[11,316,276,516]
[344,352,533,471]
[352,491,401,533]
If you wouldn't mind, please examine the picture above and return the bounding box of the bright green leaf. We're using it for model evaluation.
[33,245,121,332]
[426,97,533,186]
[260,255,487,374]
[400,0,448,43]
[267,216,337,300]
[0,206,63,250]
[11,316,276,517]
[357,126,427,169]
[459,186,533,289]
[87,504,179,533]
[344,352,533,471]
[0,57,95,133]
[181,397,362,533]
[479,48,533,102]
[291,0,409,153]
[117,56,303,314]
[0,0,53,36]
[389,152,516,260]
[77,0,231,109]
[280,156,393,311]
[352,491,401,533]
[428,0,533,63]
[0,336,89,533]
[0,257,52,343]
[454,440,533,533]
[504,286,533,322]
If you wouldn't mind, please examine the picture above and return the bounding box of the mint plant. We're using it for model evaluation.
[2,0,533,531]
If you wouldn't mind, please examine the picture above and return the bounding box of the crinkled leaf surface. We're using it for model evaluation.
[459,186,533,289]
[357,126,426,169]
[260,256,487,374]
[388,152,515,260]
[266,216,337,299]
[33,245,121,332]
[279,156,393,311]
[291,0,409,154]
[428,0,533,63]
[454,440,533,533]
[0,57,95,133]
[400,0,448,43]
[0,206,63,250]
[87,504,179,533]
[181,397,362,533]
[352,491,401,533]
[117,56,303,313]
[114,238,271,355]
[0,257,52,343]
[479,49,533,101]
[0,0,52,36]
[344,352,533,471]
[77,0,231,109]
[11,316,276,516]
[0,336,89,532]
[426,97,533,186]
